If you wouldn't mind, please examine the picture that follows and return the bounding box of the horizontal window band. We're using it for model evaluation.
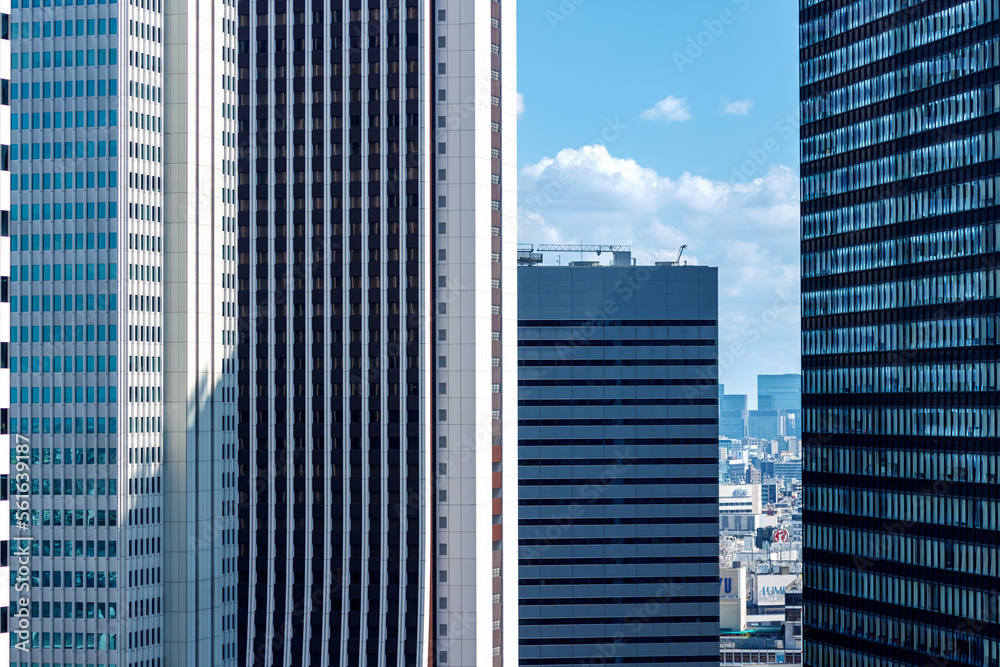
[519,378,717,387]
[518,359,715,368]
[519,536,717,546]
[518,477,717,487]
[518,398,716,408]
[518,517,717,527]
[519,457,717,466]
[519,418,717,427]
[519,497,715,507]
[520,613,718,627]
[518,339,716,347]
[518,319,716,327]
[519,634,719,647]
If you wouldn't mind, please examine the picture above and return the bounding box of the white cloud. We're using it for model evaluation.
[640,95,692,122]
[518,145,800,399]
[721,97,755,115]
[515,91,526,117]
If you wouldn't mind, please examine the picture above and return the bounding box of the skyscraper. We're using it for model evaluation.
[518,253,720,666]
[758,374,801,437]
[236,2,517,666]
[801,2,999,665]
[0,0,13,661]
[720,391,748,440]
[7,0,237,662]
[757,373,800,411]
[747,409,782,441]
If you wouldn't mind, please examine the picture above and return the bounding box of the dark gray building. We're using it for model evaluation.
[762,482,778,506]
[801,2,999,666]
[518,253,720,666]
[237,3,520,665]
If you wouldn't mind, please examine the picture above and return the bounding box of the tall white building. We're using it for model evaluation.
[7,0,236,663]
[236,1,517,666]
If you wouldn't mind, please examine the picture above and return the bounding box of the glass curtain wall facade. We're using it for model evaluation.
[758,374,801,438]
[7,0,236,663]
[518,262,720,667]
[720,392,748,440]
[236,1,518,666]
[0,1,11,663]
[800,1,1000,665]
[757,374,801,411]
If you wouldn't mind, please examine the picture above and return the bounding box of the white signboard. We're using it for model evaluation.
[752,574,798,607]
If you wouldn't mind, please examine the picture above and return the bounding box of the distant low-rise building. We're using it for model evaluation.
[721,567,748,632]
[751,573,800,608]
[721,514,778,533]
[774,458,803,482]
[762,482,778,505]
[721,484,763,515]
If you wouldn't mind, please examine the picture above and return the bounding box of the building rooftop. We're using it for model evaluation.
[517,243,694,268]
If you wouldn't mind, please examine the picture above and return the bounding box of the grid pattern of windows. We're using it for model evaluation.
[237,4,425,667]
[0,0,12,655]
[800,1,1000,666]
[238,2,517,665]
[8,0,236,663]
[517,264,721,667]
[9,0,132,662]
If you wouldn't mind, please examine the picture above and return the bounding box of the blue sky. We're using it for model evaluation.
[517,0,800,406]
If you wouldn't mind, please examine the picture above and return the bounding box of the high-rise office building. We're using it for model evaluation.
[720,391,748,440]
[7,0,237,662]
[0,0,12,662]
[801,2,999,665]
[758,373,801,437]
[236,2,517,666]
[757,373,800,411]
[518,253,719,666]
[747,409,782,441]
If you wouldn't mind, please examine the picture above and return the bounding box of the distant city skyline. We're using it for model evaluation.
[724,373,802,412]
[517,0,800,404]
